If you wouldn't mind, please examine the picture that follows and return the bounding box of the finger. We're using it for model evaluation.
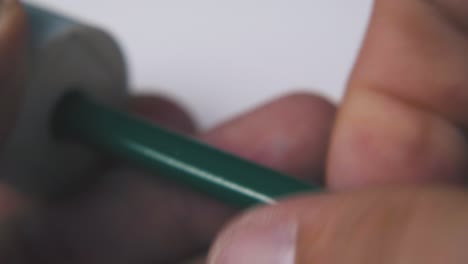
[0,0,26,145]
[127,94,197,134]
[208,186,468,264]
[27,92,335,264]
[328,0,468,189]
[202,93,335,182]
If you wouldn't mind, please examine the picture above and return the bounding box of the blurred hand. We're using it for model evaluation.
[2,0,468,264]
[206,0,468,264]
[0,1,334,263]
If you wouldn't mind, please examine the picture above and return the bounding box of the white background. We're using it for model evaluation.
[24,0,373,128]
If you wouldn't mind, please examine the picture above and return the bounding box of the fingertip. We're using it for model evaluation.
[207,204,298,264]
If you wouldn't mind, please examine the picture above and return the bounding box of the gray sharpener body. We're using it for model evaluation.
[0,5,128,198]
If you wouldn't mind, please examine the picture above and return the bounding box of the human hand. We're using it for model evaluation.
[206,0,468,263]
[0,1,335,263]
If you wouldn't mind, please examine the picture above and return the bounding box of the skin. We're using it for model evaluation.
[208,1,468,263]
[1,0,468,263]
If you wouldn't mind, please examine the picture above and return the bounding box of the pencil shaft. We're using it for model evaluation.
[54,93,320,208]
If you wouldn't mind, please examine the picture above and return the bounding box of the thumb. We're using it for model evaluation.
[207,187,468,264]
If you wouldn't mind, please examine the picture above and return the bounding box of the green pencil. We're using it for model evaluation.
[53,92,321,208]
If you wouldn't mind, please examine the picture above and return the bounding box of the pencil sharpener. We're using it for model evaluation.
[0,4,128,198]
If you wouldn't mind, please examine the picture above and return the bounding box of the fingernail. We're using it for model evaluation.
[208,210,297,264]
